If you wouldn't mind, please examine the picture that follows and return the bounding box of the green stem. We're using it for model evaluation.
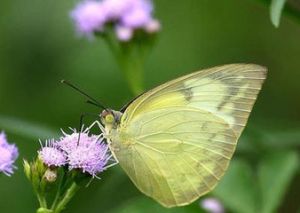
[37,193,48,209]
[102,32,121,62]
[119,44,145,95]
[53,182,80,213]
[36,208,53,213]
[102,31,145,95]
[50,172,66,210]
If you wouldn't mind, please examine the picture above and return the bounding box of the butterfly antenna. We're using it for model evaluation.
[61,80,106,110]
[86,100,104,108]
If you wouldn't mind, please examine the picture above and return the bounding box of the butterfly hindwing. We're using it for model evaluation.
[114,107,237,207]
[111,64,267,207]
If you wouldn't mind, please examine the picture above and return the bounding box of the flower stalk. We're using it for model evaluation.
[102,29,153,95]
[71,0,161,95]
[54,182,80,213]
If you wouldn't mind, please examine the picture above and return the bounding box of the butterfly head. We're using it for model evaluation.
[100,109,122,130]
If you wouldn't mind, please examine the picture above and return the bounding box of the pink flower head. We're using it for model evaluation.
[0,131,19,176]
[0,132,8,146]
[56,128,114,176]
[70,1,107,36]
[38,140,67,167]
[102,0,134,20]
[67,139,110,176]
[38,128,116,177]
[56,130,98,154]
[201,198,224,213]
[70,0,160,40]
[120,0,153,28]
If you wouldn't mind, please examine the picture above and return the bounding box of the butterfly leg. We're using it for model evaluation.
[86,120,105,133]
[84,119,120,164]
[75,113,101,145]
[103,153,119,170]
[86,120,120,164]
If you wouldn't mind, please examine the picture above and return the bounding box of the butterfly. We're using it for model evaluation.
[68,64,267,207]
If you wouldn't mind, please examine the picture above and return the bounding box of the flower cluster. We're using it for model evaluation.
[0,131,18,176]
[71,0,160,41]
[38,128,114,177]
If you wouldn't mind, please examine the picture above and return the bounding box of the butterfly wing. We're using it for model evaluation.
[112,64,267,207]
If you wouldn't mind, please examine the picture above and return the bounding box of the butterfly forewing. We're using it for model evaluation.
[112,64,267,207]
[122,64,267,137]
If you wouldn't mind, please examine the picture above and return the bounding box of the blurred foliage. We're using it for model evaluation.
[213,152,299,213]
[0,0,300,212]
[258,151,299,213]
[214,160,258,213]
[270,0,287,27]
[0,115,58,140]
[256,0,300,27]
[109,196,204,213]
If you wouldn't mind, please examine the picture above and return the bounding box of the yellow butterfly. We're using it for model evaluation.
[74,64,267,207]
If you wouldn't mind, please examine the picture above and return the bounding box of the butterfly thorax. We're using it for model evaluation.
[101,109,135,150]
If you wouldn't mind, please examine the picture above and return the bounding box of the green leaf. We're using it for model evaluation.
[258,151,299,213]
[0,114,58,139]
[270,0,287,27]
[213,160,258,213]
[109,196,202,213]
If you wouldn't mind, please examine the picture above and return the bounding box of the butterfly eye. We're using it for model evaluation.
[105,114,114,123]
[101,109,115,124]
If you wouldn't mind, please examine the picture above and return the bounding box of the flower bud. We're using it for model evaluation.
[23,159,31,180]
[43,169,57,183]
[145,19,161,33]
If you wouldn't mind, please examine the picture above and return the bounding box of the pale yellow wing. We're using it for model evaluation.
[111,64,267,207]
[112,107,237,207]
[122,64,267,137]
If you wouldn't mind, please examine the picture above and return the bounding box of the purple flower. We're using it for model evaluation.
[39,128,115,177]
[38,140,67,167]
[57,129,111,176]
[70,0,160,40]
[102,0,133,20]
[70,1,107,36]
[200,198,224,213]
[0,132,7,146]
[67,139,110,176]
[56,130,98,154]
[38,128,115,176]
[0,131,19,176]
[120,0,153,28]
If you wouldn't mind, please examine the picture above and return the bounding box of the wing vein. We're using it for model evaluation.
[179,155,212,191]
[138,147,179,204]
[188,154,220,181]
[138,131,236,141]
[133,146,170,204]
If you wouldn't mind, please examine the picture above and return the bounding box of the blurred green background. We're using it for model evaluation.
[0,0,300,212]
